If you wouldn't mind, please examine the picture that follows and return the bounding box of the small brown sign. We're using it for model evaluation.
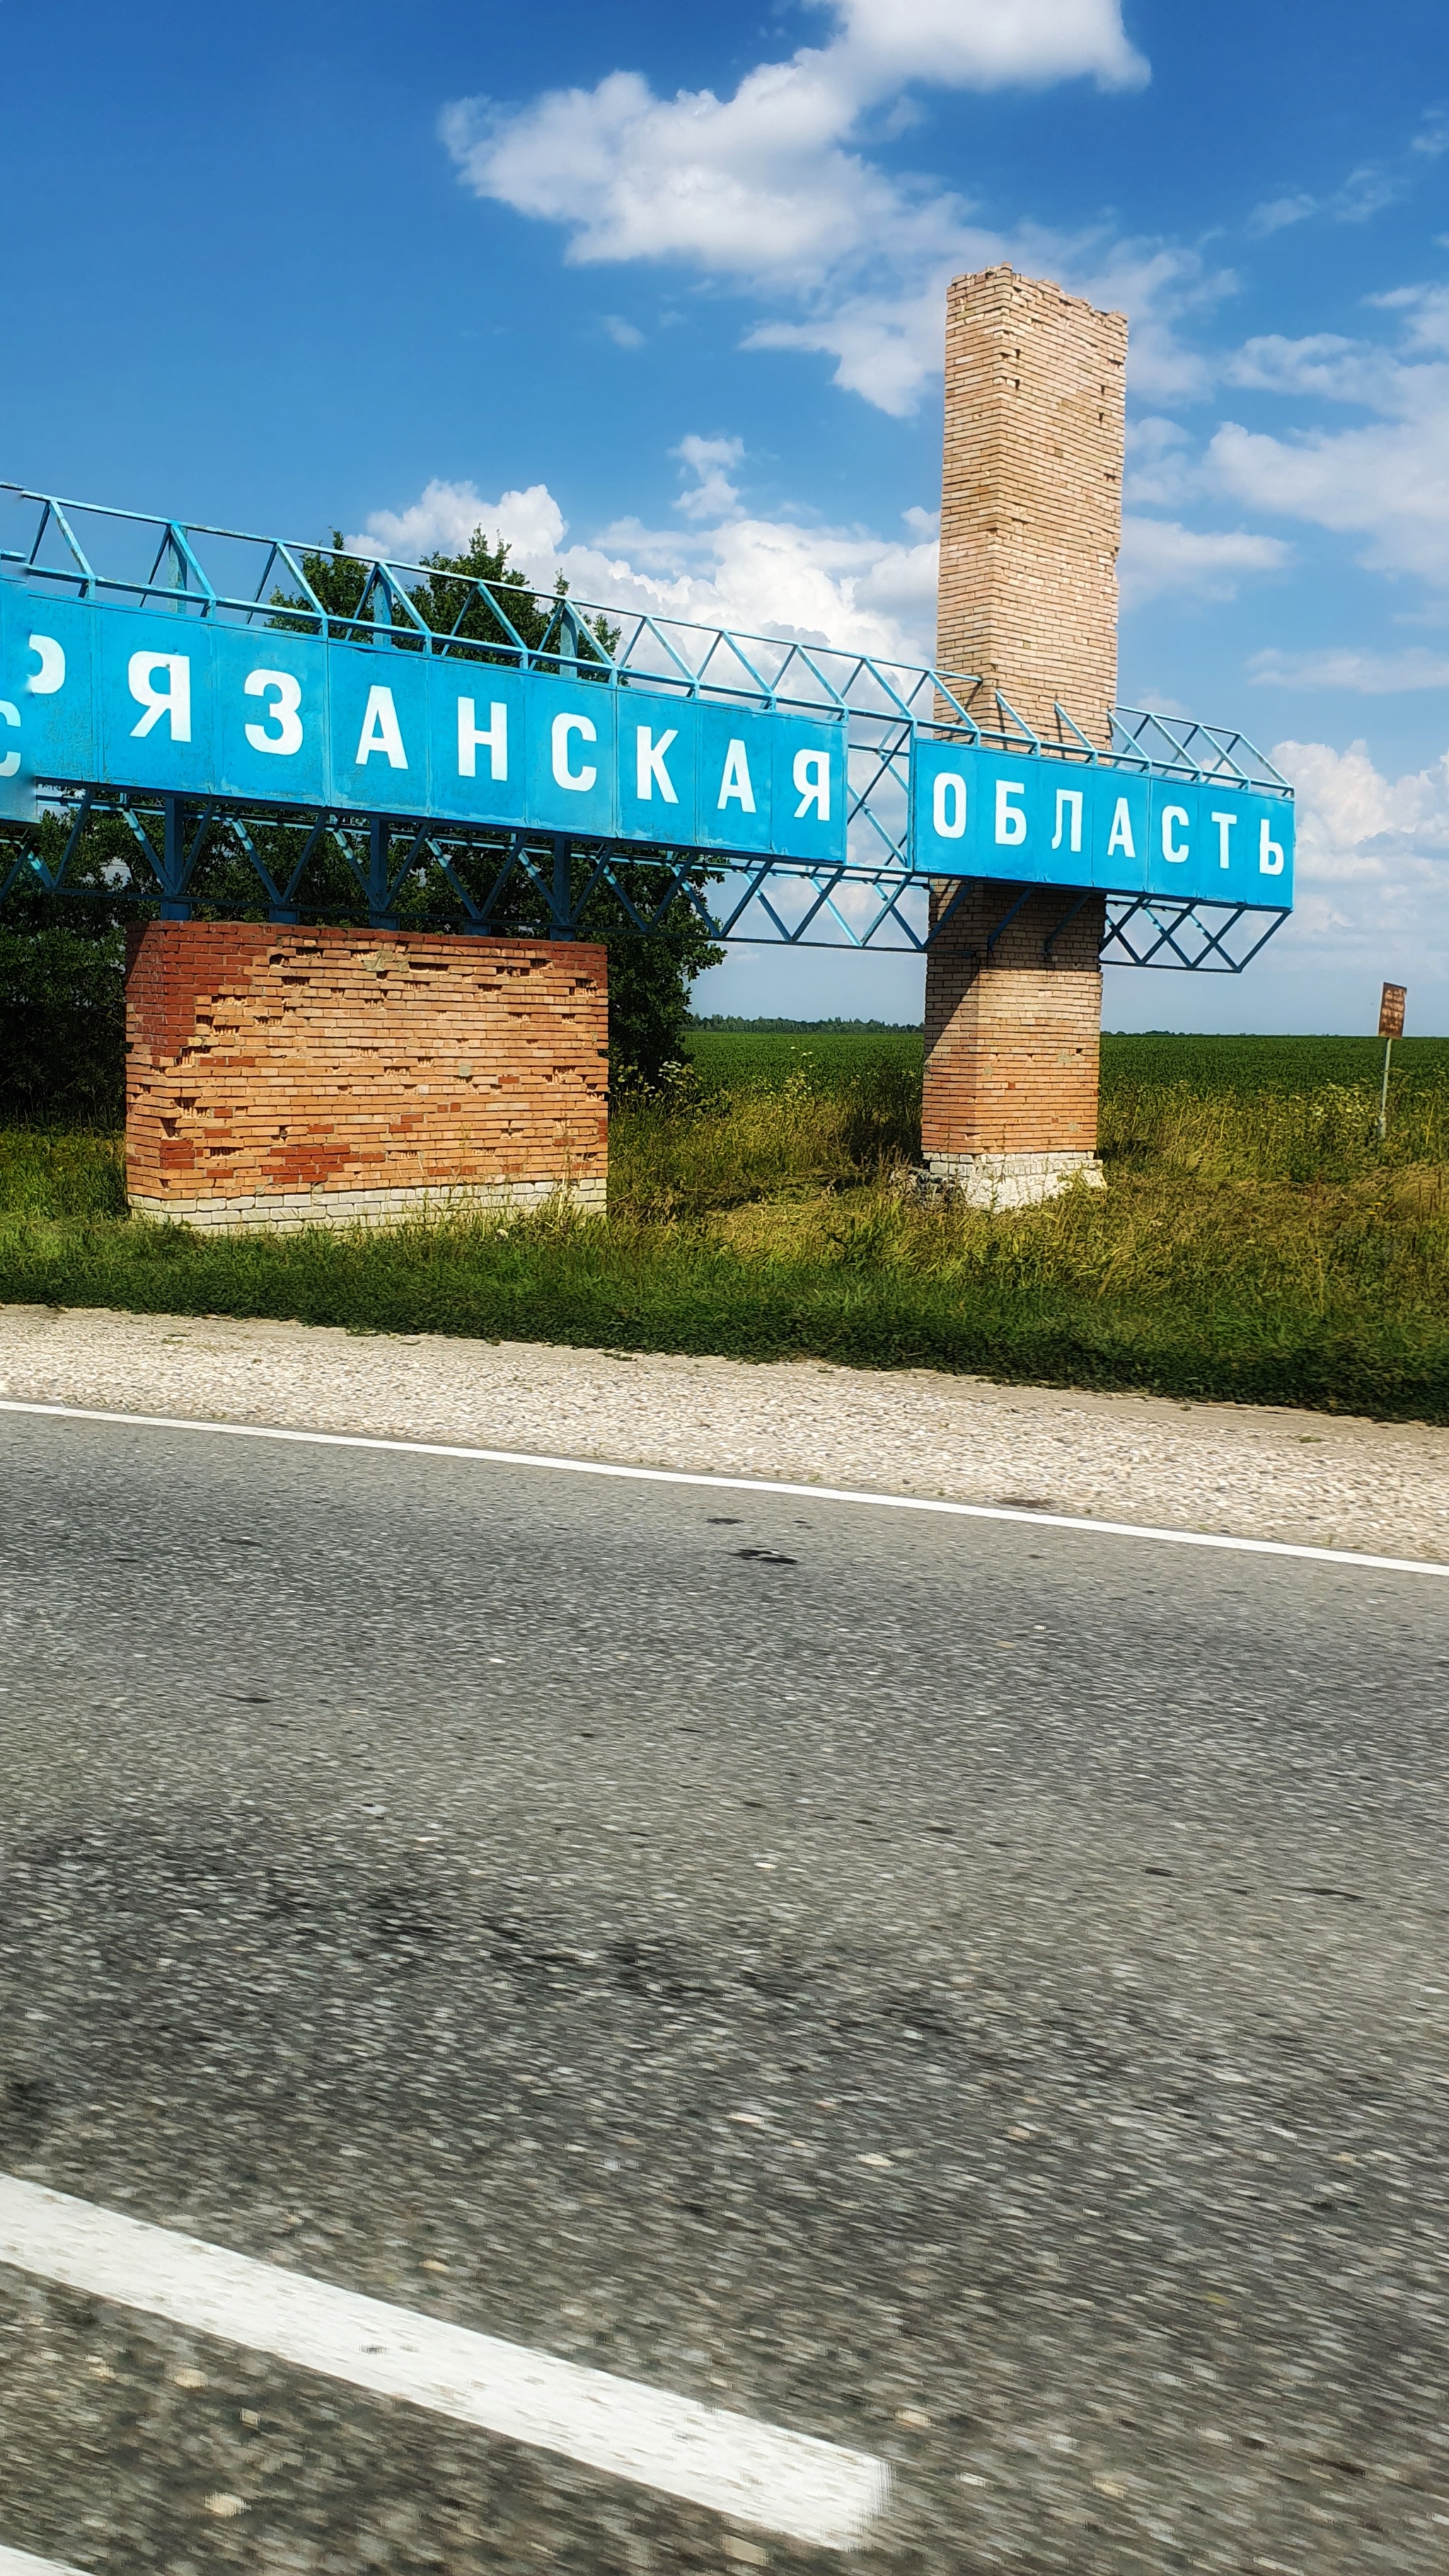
[1379,983,1407,1040]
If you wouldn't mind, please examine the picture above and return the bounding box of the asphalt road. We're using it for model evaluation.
[1,1407,1448,2575]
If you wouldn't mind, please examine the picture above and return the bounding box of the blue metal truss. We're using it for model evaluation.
[0,484,1293,971]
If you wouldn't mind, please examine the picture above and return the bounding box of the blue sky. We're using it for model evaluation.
[4,0,1448,1029]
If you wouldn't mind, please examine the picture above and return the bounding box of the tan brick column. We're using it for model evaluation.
[125,923,608,1230]
[922,265,1127,1208]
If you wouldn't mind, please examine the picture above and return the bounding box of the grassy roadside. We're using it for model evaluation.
[0,1176,1443,1419]
[3,1036,1449,1421]
[0,1035,1433,1421]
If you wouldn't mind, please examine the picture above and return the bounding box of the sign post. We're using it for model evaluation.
[1378,981,1406,1142]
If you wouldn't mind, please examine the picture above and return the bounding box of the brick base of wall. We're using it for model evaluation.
[921,1148,1104,1211]
[125,923,608,1231]
[921,881,1104,1206]
[126,1175,608,1234]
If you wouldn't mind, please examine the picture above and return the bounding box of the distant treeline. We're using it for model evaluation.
[685,1015,918,1034]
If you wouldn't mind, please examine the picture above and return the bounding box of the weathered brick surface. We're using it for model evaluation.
[125,923,608,1229]
[924,265,1126,1178]
[922,883,1104,1155]
[937,264,1126,743]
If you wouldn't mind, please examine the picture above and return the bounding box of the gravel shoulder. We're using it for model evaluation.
[4,1301,1449,1561]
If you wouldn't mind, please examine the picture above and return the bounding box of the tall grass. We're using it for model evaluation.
[1099,1076,1449,1182]
[4,1037,1449,1419]
[0,1128,127,1219]
[612,1058,920,1216]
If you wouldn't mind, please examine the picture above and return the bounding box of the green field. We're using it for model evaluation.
[2,1028,1448,1422]
[686,1026,922,1093]
[1103,1031,1449,1097]
[686,1025,1449,1101]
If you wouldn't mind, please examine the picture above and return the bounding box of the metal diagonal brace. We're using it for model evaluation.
[983,885,1035,961]
[0,790,93,903]
[463,834,529,930]
[550,834,575,937]
[280,814,333,913]
[1044,889,1094,966]
[122,795,216,918]
[923,876,979,948]
[367,816,396,928]
[1051,702,1102,762]
[224,819,294,923]
[419,837,485,930]
[1103,896,1187,969]
[1228,908,1290,972]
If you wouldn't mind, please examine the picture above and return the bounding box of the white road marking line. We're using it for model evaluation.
[0,2176,888,2550]
[0,1393,1444,1577]
[0,2551,92,2576]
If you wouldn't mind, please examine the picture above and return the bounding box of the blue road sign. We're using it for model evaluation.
[0,588,850,866]
[911,739,1293,908]
[0,485,1296,969]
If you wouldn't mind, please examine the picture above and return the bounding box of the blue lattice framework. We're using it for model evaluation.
[0,485,1293,972]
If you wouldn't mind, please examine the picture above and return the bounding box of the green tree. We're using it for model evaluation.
[277,524,724,1087]
[0,807,143,1125]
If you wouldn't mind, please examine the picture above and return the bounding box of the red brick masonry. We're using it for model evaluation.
[937,265,1127,742]
[922,884,1104,1204]
[923,265,1126,1199]
[125,923,608,1230]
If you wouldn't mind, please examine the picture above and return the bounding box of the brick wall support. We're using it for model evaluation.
[923,264,1126,1208]
[124,922,608,1232]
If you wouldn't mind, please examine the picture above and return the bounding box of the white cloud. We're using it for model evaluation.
[349,477,566,564]
[444,63,895,282]
[1070,241,1232,403]
[816,0,1146,93]
[1240,119,1449,246]
[1369,281,1449,353]
[1223,332,1390,403]
[744,233,1226,415]
[672,434,745,521]
[350,473,940,662]
[1118,514,1288,608]
[1269,737,1449,984]
[745,275,974,418]
[1124,412,1194,509]
[565,510,941,659]
[601,313,645,350]
[1252,645,1449,693]
[1208,299,1449,584]
[1245,192,1317,238]
[1210,408,1449,584]
[1332,165,1407,225]
[1281,738,1449,870]
[441,2,1154,415]
[444,0,1145,279]
[347,466,1289,676]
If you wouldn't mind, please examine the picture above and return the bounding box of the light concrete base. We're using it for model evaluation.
[920,1149,1106,1212]
[128,1175,608,1235]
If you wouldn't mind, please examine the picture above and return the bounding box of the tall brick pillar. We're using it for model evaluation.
[923,265,1127,1208]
